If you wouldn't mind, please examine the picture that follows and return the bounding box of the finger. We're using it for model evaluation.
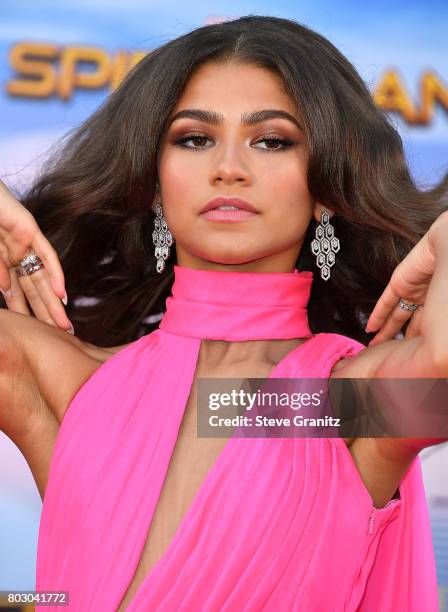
[0,207,65,298]
[0,258,11,290]
[365,231,433,334]
[366,281,402,333]
[31,232,66,299]
[0,267,32,315]
[0,240,13,290]
[404,307,424,340]
[18,266,71,330]
[27,265,71,330]
[368,303,413,346]
[17,270,54,324]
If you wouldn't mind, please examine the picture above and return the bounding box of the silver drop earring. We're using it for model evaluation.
[152,201,174,274]
[310,208,340,281]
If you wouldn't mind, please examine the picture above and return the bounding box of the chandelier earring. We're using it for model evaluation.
[152,201,174,274]
[310,208,340,281]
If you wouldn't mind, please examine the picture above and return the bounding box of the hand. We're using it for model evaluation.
[365,211,448,347]
[0,180,74,334]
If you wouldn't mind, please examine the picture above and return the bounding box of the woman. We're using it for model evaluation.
[0,14,447,611]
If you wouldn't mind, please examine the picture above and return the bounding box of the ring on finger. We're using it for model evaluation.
[16,250,45,277]
[398,298,422,313]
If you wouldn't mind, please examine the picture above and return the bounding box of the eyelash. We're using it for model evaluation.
[174,132,295,152]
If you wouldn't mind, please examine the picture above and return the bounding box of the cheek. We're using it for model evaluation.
[160,155,190,194]
[265,169,312,221]
[159,154,202,216]
[262,155,309,194]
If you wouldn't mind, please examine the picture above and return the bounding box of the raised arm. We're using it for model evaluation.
[0,308,106,499]
[0,179,109,498]
[331,211,448,508]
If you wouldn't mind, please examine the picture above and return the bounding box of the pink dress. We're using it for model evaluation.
[36,265,438,611]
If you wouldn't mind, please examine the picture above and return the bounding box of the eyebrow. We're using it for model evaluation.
[168,108,303,131]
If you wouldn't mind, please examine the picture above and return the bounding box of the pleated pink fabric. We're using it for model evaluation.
[36,264,438,611]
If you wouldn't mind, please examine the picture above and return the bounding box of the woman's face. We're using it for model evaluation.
[156,60,327,272]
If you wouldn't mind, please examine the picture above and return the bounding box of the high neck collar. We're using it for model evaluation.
[158,265,314,341]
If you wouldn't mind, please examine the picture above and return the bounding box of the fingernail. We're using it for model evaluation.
[62,291,68,306]
[67,322,75,335]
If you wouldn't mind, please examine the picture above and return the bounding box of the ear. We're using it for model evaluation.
[313,203,334,223]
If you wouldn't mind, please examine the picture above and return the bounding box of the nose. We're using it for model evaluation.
[209,140,252,186]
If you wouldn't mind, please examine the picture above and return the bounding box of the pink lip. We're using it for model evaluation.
[200,208,258,222]
[200,197,259,214]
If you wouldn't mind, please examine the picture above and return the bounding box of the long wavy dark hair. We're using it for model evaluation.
[6,15,448,347]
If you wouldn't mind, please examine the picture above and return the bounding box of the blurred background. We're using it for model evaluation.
[0,1,447,610]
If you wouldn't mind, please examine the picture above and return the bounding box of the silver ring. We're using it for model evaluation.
[398,298,421,313]
[17,251,45,277]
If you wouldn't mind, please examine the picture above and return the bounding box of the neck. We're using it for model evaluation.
[175,251,301,274]
[158,264,314,361]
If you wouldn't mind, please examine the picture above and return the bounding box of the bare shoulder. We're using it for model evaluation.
[330,338,397,378]
[0,309,131,425]
[329,338,398,451]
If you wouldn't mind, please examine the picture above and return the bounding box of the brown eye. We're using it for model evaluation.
[175,133,211,149]
[254,137,295,151]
